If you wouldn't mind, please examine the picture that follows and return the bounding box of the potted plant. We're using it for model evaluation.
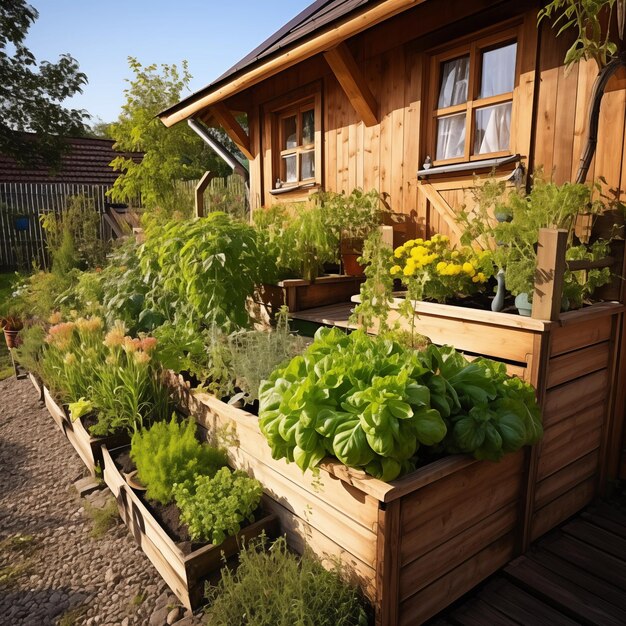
[1,315,24,349]
[316,188,389,276]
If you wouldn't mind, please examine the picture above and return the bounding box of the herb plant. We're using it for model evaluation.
[259,328,542,481]
[227,307,308,405]
[131,416,228,505]
[173,467,263,544]
[205,535,370,626]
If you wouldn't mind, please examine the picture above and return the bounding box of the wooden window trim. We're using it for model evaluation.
[264,84,323,191]
[428,25,522,167]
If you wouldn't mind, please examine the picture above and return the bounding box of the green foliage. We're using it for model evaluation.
[173,467,262,544]
[88,324,171,436]
[108,57,230,215]
[14,322,45,378]
[139,212,275,332]
[40,195,107,271]
[227,307,308,405]
[259,328,542,481]
[462,173,615,301]
[564,239,613,307]
[205,535,370,626]
[131,416,228,505]
[254,203,338,281]
[0,1,89,168]
[538,0,622,70]
[11,270,76,320]
[315,188,386,240]
[98,240,150,333]
[83,498,119,539]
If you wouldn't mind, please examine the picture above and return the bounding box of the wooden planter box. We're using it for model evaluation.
[166,372,526,625]
[42,386,128,475]
[257,275,364,313]
[362,295,624,546]
[28,372,44,402]
[101,445,278,610]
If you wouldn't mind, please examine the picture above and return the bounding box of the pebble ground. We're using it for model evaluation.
[0,376,205,626]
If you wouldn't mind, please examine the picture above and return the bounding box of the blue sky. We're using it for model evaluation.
[26,1,312,124]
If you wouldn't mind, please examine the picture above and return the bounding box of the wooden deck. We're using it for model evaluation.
[432,502,626,626]
[289,302,355,328]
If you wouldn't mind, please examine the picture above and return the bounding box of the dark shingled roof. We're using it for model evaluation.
[0,135,142,185]
[161,0,374,119]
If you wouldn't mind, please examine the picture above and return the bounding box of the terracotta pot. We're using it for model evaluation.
[341,252,366,277]
[4,329,19,349]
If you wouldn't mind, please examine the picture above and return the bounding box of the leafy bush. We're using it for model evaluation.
[131,416,228,505]
[173,467,262,544]
[205,535,370,626]
[254,204,338,281]
[259,328,542,481]
[139,212,276,331]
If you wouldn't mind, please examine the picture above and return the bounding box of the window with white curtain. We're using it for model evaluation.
[431,31,518,164]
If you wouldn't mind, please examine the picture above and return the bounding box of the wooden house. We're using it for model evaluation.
[158,1,626,622]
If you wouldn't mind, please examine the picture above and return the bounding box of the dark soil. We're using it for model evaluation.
[81,413,99,431]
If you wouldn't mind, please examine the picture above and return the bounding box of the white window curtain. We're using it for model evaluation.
[436,114,466,160]
[475,102,512,154]
[438,56,470,108]
[480,43,517,98]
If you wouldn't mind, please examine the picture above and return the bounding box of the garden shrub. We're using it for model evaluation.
[131,416,228,505]
[174,467,263,544]
[204,535,370,626]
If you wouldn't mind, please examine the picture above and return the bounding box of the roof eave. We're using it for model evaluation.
[158,0,426,127]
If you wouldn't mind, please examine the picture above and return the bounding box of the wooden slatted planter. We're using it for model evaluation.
[28,372,44,402]
[41,386,128,475]
[166,372,527,625]
[257,275,364,313]
[101,445,279,610]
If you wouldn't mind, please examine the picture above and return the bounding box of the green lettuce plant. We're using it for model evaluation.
[259,328,542,481]
[173,467,263,544]
[131,416,227,505]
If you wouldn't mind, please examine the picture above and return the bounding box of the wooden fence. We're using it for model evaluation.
[178,175,249,218]
[0,182,110,270]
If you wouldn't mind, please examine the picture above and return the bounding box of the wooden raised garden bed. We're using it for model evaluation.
[257,275,364,313]
[101,445,279,610]
[41,386,127,475]
[166,372,527,626]
[28,372,44,403]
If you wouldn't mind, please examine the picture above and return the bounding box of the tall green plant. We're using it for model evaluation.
[139,212,275,331]
[131,417,227,505]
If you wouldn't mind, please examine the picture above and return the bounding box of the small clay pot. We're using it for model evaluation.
[3,329,19,349]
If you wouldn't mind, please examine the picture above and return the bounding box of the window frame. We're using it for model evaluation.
[267,86,323,192]
[428,26,522,167]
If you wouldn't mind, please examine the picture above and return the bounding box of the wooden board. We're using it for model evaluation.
[102,446,278,610]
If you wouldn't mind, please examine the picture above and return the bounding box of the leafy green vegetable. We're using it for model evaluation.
[259,329,543,481]
[173,467,263,544]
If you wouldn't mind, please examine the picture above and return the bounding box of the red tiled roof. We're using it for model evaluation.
[0,135,143,185]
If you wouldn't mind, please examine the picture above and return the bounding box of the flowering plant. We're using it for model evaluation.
[390,235,494,303]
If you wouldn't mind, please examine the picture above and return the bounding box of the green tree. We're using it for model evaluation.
[108,57,231,213]
[0,1,89,167]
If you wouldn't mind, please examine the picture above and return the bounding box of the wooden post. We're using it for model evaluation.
[195,171,215,218]
[531,228,568,321]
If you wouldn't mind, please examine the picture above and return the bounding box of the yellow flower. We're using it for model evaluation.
[104,321,127,348]
[390,265,402,275]
[394,246,405,258]
[462,262,476,277]
[414,238,424,245]
[436,261,447,273]
[472,275,480,283]
[403,265,415,277]
[476,272,487,283]
[448,264,462,276]
[133,351,150,365]
[404,240,415,249]
[451,251,460,259]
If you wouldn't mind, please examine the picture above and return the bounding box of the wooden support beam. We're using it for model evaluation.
[210,103,254,161]
[531,228,568,321]
[324,43,378,127]
[159,0,424,127]
[195,171,215,218]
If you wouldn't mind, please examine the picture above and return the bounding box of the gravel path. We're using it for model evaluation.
[0,376,204,626]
